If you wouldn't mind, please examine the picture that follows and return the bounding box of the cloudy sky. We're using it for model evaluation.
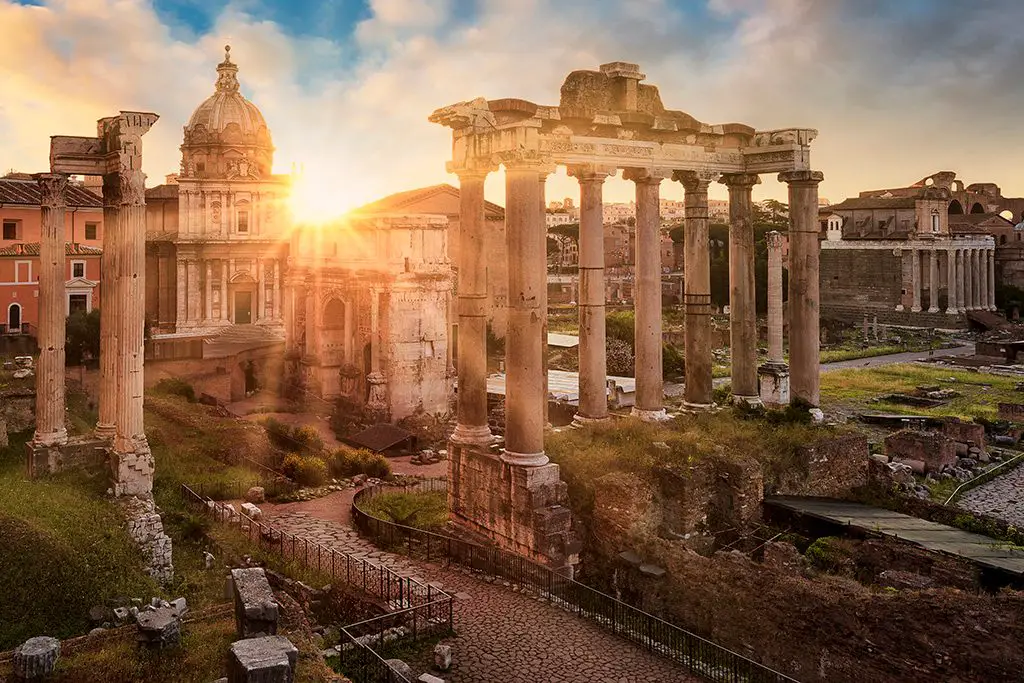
[3,0,1023,213]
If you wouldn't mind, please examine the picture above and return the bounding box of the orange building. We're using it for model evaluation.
[0,173,104,336]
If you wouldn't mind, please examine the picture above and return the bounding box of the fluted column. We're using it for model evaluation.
[256,259,265,322]
[570,165,612,424]
[988,249,997,311]
[955,250,966,313]
[220,260,229,321]
[273,259,281,320]
[450,170,493,445]
[676,170,716,409]
[766,232,785,362]
[910,249,922,313]
[204,260,213,321]
[175,259,187,327]
[973,249,983,310]
[539,175,549,427]
[979,248,989,310]
[779,170,824,407]
[96,177,121,438]
[502,158,552,467]
[964,248,975,310]
[721,173,761,404]
[32,173,69,447]
[946,249,958,314]
[928,249,940,313]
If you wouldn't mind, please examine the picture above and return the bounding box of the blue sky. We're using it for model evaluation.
[3,0,1024,208]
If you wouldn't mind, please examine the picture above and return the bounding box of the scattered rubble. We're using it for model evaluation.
[13,636,60,679]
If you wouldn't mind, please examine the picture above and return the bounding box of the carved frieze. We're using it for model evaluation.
[750,128,818,147]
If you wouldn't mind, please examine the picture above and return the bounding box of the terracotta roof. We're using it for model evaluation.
[146,184,180,199]
[354,184,506,218]
[0,243,103,257]
[949,212,1012,226]
[829,197,918,211]
[0,178,102,208]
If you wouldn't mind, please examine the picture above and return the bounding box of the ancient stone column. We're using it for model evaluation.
[928,249,940,313]
[955,249,966,313]
[450,169,493,446]
[539,174,549,427]
[32,173,69,447]
[204,260,213,321]
[964,248,975,310]
[988,249,997,311]
[974,249,984,310]
[979,248,989,310]
[946,249,958,314]
[721,173,760,404]
[175,259,187,327]
[759,231,790,407]
[96,174,121,439]
[910,249,922,313]
[778,170,824,407]
[101,112,159,497]
[304,286,317,357]
[502,158,551,466]
[676,170,716,409]
[569,165,612,424]
[221,260,229,321]
[624,168,667,420]
[273,260,281,320]
[366,288,388,416]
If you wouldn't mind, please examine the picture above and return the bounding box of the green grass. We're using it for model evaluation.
[821,363,1020,421]
[361,491,449,531]
[0,429,159,649]
[819,344,910,364]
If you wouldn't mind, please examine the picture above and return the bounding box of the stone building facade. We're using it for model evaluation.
[283,214,453,421]
[145,47,289,337]
[820,181,996,327]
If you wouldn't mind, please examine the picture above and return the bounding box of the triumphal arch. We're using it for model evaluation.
[432,62,822,570]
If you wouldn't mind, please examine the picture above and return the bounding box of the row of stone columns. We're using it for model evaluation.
[450,162,824,470]
[176,257,283,324]
[905,246,997,314]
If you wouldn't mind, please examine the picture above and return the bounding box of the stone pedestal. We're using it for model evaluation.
[135,606,181,649]
[228,636,298,683]
[448,441,579,573]
[758,362,790,409]
[232,568,279,638]
[13,636,60,679]
[26,436,107,478]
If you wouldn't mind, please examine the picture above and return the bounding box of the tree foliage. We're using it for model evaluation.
[65,309,101,366]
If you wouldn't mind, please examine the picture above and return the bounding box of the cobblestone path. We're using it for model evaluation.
[958,464,1024,527]
[264,511,696,683]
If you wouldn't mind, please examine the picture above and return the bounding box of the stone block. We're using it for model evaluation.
[135,606,181,649]
[758,362,790,408]
[433,643,452,671]
[232,568,279,638]
[241,503,263,519]
[384,659,413,679]
[245,486,266,504]
[418,675,446,683]
[228,636,298,683]
[884,430,956,473]
[13,636,60,679]
[941,418,985,449]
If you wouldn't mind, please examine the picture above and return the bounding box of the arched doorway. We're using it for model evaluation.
[970,203,985,214]
[948,200,964,215]
[7,303,21,332]
[228,271,257,324]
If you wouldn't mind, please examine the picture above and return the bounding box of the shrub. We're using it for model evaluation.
[361,491,448,531]
[662,342,685,378]
[152,377,196,402]
[262,417,293,450]
[606,338,634,376]
[606,310,635,346]
[329,449,392,479]
[262,419,324,455]
[281,453,328,487]
[292,425,325,454]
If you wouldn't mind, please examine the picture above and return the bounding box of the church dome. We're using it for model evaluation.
[180,46,274,180]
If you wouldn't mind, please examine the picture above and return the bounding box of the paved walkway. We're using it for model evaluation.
[958,462,1024,527]
[262,509,696,682]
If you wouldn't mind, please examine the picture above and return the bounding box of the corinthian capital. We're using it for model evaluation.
[719,173,761,189]
[35,174,68,208]
[673,169,719,192]
[778,170,824,186]
[622,167,670,185]
[567,164,616,183]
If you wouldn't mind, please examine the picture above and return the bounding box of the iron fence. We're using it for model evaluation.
[180,483,453,683]
[194,476,298,502]
[353,479,799,683]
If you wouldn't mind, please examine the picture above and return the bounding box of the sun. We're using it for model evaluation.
[288,169,365,225]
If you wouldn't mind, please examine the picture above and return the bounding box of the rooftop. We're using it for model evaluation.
[354,184,505,218]
[0,177,102,208]
[0,242,103,257]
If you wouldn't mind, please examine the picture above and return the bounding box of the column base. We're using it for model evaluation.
[500,450,550,467]
[927,307,939,313]
[989,306,998,312]
[631,407,669,421]
[571,413,610,428]
[910,306,922,313]
[680,401,712,411]
[94,423,115,440]
[31,428,68,449]
[946,308,959,315]
[758,362,790,409]
[895,305,904,312]
[732,395,763,409]
[451,424,494,446]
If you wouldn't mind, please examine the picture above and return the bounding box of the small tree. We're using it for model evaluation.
[65,309,101,366]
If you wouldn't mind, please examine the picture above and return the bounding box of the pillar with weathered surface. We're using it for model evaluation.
[758,231,789,408]
[272,260,281,320]
[973,249,983,309]
[988,249,997,311]
[910,249,922,313]
[779,170,824,407]
[979,249,988,310]
[96,183,122,438]
[625,168,667,419]
[502,157,551,466]
[174,259,187,329]
[204,261,213,321]
[570,166,612,424]
[450,169,493,446]
[928,249,940,313]
[676,170,716,408]
[221,260,230,321]
[539,174,550,426]
[964,248,975,311]
[32,173,69,447]
[101,112,159,496]
[955,249,966,313]
[721,173,760,404]
[946,249,958,314]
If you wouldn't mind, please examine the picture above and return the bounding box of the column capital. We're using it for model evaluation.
[718,173,761,189]
[624,167,672,185]
[766,230,785,249]
[567,164,615,182]
[450,164,496,180]
[672,169,719,191]
[35,173,69,206]
[492,149,555,175]
[778,170,824,186]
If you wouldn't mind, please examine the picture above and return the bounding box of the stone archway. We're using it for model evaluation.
[948,200,964,215]
[970,203,985,214]
[7,303,21,332]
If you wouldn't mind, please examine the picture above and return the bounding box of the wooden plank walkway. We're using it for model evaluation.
[764,496,1024,577]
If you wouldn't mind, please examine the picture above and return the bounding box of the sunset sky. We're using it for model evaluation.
[3,0,1023,213]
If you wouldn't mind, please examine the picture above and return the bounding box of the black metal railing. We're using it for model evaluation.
[193,475,298,502]
[180,483,453,683]
[353,479,799,683]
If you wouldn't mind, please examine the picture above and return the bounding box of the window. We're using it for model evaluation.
[71,261,85,278]
[14,261,31,283]
[2,221,17,240]
[931,211,940,233]
[84,223,98,240]
[237,211,249,234]
[68,294,88,314]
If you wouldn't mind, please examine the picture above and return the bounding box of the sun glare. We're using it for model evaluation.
[288,171,364,225]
